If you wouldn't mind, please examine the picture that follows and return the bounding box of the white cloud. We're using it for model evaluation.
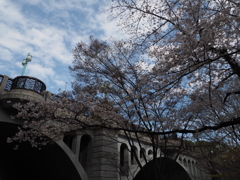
[1,20,71,67]
[54,79,66,87]
[0,47,13,61]
[0,1,24,25]
[19,0,98,12]
[27,63,55,80]
[94,12,128,40]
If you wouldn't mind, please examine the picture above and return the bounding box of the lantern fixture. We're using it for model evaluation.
[21,53,32,76]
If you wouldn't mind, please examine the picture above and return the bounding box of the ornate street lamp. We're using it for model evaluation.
[21,53,32,76]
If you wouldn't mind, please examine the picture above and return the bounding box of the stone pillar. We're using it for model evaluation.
[91,129,118,180]
[188,160,193,177]
[72,135,81,156]
[192,161,198,179]
[43,91,52,102]
[197,164,202,180]
[0,75,8,94]
[199,168,208,180]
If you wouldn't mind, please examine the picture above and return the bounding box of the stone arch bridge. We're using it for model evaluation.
[0,74,211,180]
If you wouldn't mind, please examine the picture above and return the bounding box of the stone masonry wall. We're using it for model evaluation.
[91,129,118,180]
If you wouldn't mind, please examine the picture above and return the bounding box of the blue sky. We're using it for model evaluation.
[0,0,125,93]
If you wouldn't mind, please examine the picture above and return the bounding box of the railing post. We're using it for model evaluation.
[43,91,52,102]
[0,75,9,94]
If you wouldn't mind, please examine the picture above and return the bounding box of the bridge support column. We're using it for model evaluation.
[72,135,81,156]
[91,129,118,180]
[196,163,201,180]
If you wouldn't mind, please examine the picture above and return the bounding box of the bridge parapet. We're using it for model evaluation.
[0,75,46,108]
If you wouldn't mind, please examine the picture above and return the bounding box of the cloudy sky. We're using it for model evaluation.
[0,0,124,93]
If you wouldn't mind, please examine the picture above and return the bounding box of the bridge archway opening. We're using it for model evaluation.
[0,122,82,180]
[79,134,92,175]
[134,157,191,180]
[63,134,76,151]
[148,149,153,155]
[120,143,129,176]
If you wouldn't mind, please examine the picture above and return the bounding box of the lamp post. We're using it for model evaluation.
[21,53,32,76]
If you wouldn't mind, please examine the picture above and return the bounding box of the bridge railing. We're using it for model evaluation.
[11,76,46,94]
[0,75,13,91]
[5,78,13,91]
[0,74,46,95]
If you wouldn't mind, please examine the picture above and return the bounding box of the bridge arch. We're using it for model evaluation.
[0,107,90,180]
[133,157,191,180]
[0,121,89,180]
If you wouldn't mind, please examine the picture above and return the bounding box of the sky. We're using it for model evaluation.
[0,0,125,93]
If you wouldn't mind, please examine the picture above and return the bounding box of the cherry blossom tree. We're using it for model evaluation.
[10,37,192,179]
[9,0,240,179]
[106,0,240,178]
[71,37,188,179]
[106,0,240,141]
